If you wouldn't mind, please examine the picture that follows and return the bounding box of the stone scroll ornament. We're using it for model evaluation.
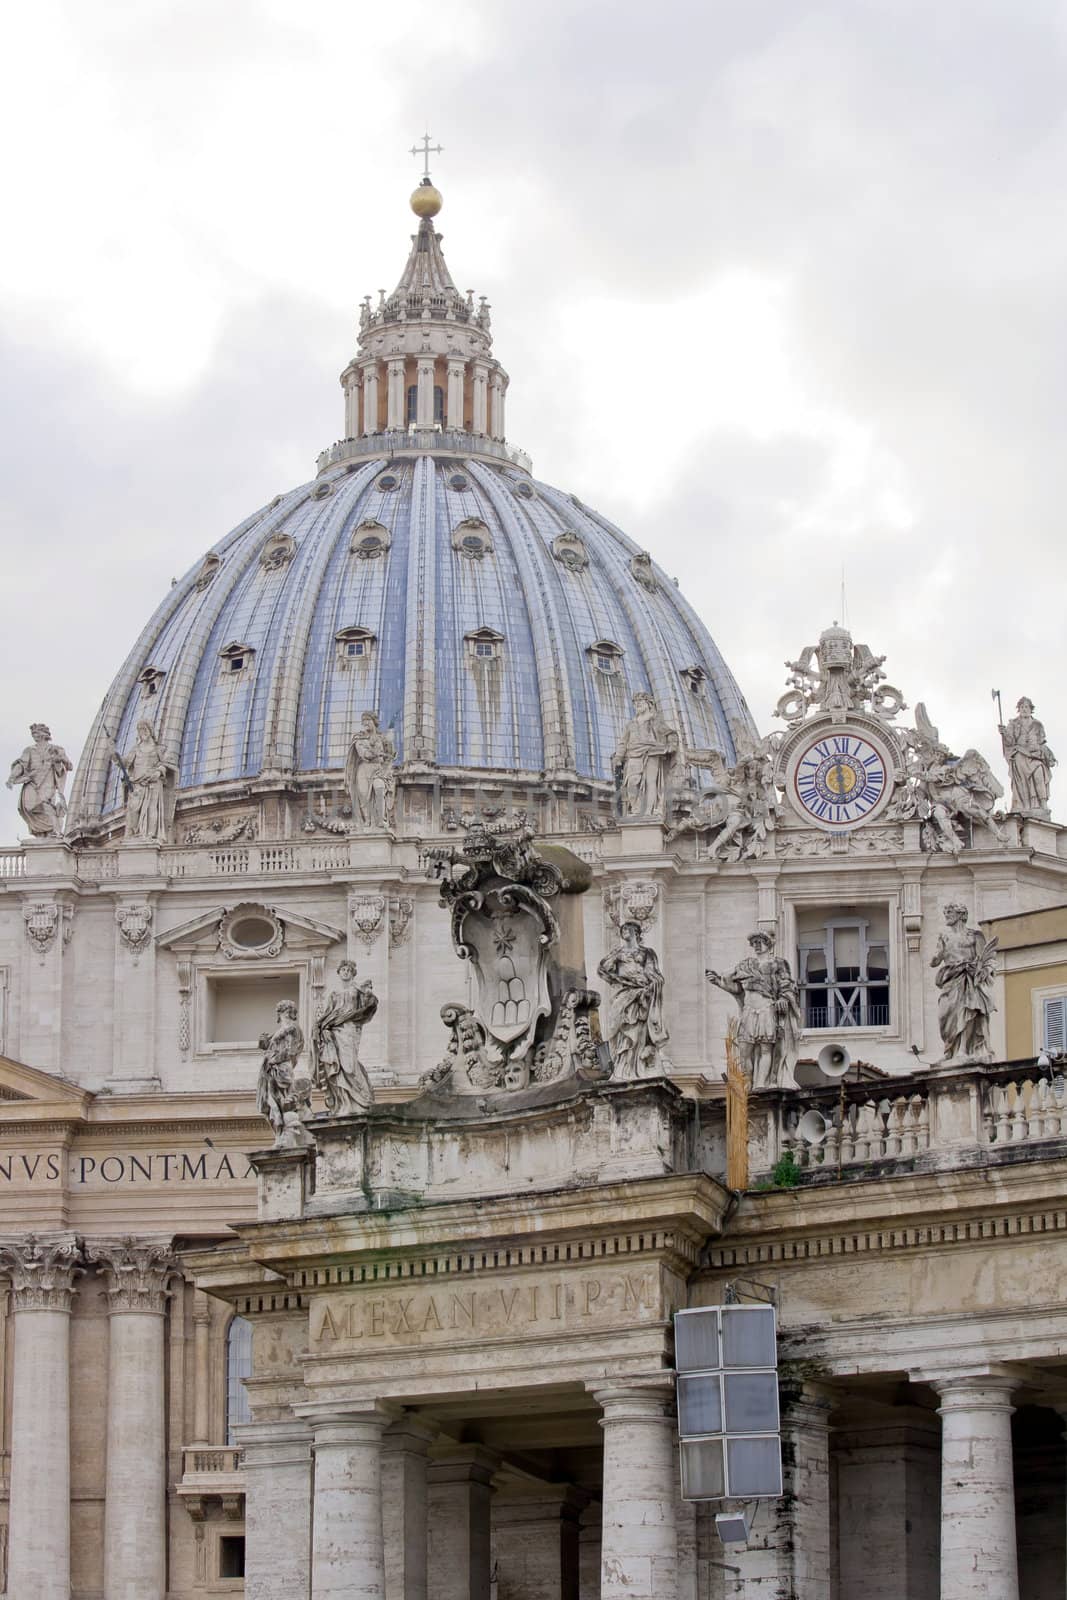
[420,813,608,1096]
[256,1000,313,1147]
[706,931,802,1090]
[930,903,997,1065]
[6,723,72,837]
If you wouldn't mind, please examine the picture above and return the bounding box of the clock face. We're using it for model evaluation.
[791,731,890,829]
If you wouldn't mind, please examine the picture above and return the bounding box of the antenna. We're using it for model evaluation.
[840,564,848,629]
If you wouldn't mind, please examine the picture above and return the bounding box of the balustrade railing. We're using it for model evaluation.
[984,1071,1067,1144]
[0,849,25,879]
[315,428,532,474]
[781,1091,931,1171]
[181,1445,243,1477]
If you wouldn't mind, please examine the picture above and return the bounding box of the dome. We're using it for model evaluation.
[68,174,757,833]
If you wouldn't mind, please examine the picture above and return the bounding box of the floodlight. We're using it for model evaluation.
[720,1305,776,1368]
[677,1373,722,1436]
[715,1506,755,1545]
[674,1307,720,1374]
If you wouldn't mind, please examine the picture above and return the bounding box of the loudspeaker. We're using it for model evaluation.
[796,1108,829,1145]
[817,1041,852,1079]
[715,1506,755,1545]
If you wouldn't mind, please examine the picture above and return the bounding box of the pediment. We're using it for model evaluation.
[0,1055,92,1113]
[156,903,345,954]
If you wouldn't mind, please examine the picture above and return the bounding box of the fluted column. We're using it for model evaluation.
[0,1233,82,1600]
[192,1288,212,1443]
[88,1237,175,1600]
[446,359,465,429]
[386,359,405,429]
[415,357,435,427]
[931,1370,1019,1600]
[361,361,380,436]
[471,358,489,434]
[238,1418,313,1600]
[301,1402,393,1598]
[591,1380,677,1600]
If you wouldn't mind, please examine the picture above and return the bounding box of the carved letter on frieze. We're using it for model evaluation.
[115,902,153,958]
[0,1234,83,1312]
[86,1237,175,1313]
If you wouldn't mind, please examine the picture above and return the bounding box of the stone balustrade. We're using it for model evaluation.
[0,848,25,878]
[315,428,533,475]
[756,1059,1067,1182]
[177,1444,246,1522]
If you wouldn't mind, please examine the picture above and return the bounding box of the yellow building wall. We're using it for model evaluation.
[1004,961,1067,1059]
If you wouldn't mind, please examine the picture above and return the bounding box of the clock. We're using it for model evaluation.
[788,728,892,830]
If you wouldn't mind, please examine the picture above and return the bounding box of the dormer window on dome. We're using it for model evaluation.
[465,626,504,663]
[138,666,165,698]
[681,665,708,696]
[350,520,392,559]
[194,554,221,593]
[220,642,254,678]
[630,552,658,593]
[260,532,296,572]
[452,518,493,561]
[588,640,624,675]
[335,626,377,667]
[552,531,589,572]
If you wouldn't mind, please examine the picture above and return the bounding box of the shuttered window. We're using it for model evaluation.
[1043,996,1067,1053]
[225,1315,253,1443]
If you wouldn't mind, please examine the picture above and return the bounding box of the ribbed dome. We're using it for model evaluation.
[70,453,756,824]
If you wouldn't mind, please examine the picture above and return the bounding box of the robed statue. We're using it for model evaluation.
[256,1000,310,1145]
[108,719,175,844]
[931,902,997,1064]
[345,711,397,831]
[310,960,378,1113]
[612,693,678,818]
[6,723,72,837]
[597,920,670,1079]
[1000,697,1055,815]
[706,931,802,1090]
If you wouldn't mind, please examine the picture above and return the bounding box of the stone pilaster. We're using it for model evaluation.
[108,894,160,1090]
[191,1288,212,1444]
[0,1233,82,1600]
[591,1379,678,1600]
[427,1444,498,1600]
[88,1237,175,1600]
[361,361,380,436]
[929,1370,1020,1600]
[237,1418,313,1600]
[415,357,435,427]
[492,1484,586,1600]
[386,358,405,429]
[577,1502,602,1600]
[446,359,465,429]
[730,1379,833,1600]
[301,1402,393,1598]
[834,1411,940,1598]
[382,1417,435,1600]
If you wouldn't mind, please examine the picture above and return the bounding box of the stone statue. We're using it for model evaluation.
[612,693,679,818]
[345,711,397,831]
[1000,698,1055,815]
[893,705,1007,851]
[110,720,174,844]
[597,920,670,1079]
[776,622,905,726]
[256,1000,311,1146]
[667,741,778,859]
[310,960,378,1113]
[706,931,802,1089]
[6,724,72,837]
[930,902,997,1064]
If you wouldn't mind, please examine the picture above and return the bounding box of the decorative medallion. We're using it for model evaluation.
[217,904,284,959]
[115,902,154,957]
[551,531,589,572]
[260,532,296,571]
[452,518,493,560]
[350,893,386,945]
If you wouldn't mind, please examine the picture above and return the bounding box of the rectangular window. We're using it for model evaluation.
[1044,996,1067,1053]
[797,906,890,1030]
[219,1536,246,1578]
[206,974,300,1045]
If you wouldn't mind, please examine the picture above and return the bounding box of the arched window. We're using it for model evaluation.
[406,384,418,424]
[226,1315,253,1442]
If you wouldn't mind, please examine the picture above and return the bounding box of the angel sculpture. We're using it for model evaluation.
[666,739,779,861]
[893,704,1007,852]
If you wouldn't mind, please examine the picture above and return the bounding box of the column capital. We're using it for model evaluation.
[913,1365,1021,1409]
[427,1442,500,1488]
[384,1415,438,1454]
[588,1374,675,1424]
[0,1231,82,1311]
[86,1235,175,1313]
[296,1397,399,1442]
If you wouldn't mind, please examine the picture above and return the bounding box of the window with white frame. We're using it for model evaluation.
[226,1315,253,1442]
[1043,995,1067,1054]
[797,905,891,1030]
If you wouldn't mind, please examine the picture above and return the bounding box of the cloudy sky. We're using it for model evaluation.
[2,0,1065,839]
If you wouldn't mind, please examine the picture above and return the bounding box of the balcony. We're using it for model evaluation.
[177,1444,245,1521]
[315,427,532,475]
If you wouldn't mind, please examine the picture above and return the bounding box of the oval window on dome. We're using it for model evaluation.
[452,518,493,561]
[350,520,392,559]
[310,480,334,500]
[512,481,535,501]
[376,472,399,491]
[448,472,470,491]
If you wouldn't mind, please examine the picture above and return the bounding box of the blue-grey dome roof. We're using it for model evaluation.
[71,451,756,820]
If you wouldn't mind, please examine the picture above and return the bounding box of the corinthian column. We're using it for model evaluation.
[0,1233,82,1600]
[88,1237,175,1600]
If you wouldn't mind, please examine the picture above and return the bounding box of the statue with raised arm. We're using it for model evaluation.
[931,902,997,1064]
[310,960,378,1114]
[612,693,678,818]
[108,719,174,844]
[1000,697,1055,815]
[256,1000,311,1145]
[345,711,397,831]
[597,920,669,1079]
[706,931,802,1089]
[6,724,72,837]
